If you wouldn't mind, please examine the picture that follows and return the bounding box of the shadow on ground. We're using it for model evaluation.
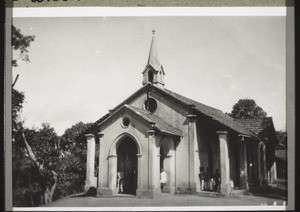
[71,187,97,198]
[249,184,287,200]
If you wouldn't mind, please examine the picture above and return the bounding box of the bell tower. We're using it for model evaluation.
[142,30,165,89]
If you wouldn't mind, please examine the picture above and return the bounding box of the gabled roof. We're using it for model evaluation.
[126,105,183,136]
[97,104,182,137]
[236,117,274,135]
[86,84,258,139]
[143,32,164,74]
[236,117,277,143]
[162,88,258,138]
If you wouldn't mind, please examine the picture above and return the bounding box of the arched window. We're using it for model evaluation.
[148,70,154,83]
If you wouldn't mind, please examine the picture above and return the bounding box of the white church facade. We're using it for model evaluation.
[81,31,278,198]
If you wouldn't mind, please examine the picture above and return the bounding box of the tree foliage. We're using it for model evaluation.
[54,122,93,200]
[229,99,267,119]
[12,25,92,206]
[12,25,35,67]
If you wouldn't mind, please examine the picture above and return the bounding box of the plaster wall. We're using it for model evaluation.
[129,91,192,191]
[98,112,151,190]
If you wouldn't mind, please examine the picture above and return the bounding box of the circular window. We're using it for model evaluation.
[144,98,157,113]
[122,117,130,128]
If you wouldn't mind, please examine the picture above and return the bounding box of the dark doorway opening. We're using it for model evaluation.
[117,137,138,195]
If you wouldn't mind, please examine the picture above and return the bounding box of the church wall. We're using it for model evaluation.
[98,113,151,190]
[129,90,192,191]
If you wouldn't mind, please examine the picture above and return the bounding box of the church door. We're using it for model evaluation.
[117,137,138,195]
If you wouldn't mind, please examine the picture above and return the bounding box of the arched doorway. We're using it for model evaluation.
[117,137,138,195]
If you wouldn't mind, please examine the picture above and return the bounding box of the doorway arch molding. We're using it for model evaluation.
[109,132,142,156]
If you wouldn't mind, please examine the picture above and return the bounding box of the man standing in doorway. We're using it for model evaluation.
[160,169,167,192]
[117,170,124,193]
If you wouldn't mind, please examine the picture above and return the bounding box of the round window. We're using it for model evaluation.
[144,98,157,113]
[122,117,130,127]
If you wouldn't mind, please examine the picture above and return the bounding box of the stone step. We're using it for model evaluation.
[196,191,222,197]
[230,189,248,197]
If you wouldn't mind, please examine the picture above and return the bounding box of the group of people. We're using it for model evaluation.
[199,167,221,192]
[118,167,220,194]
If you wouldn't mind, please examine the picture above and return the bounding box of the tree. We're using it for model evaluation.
[54,122,93,200]
[228,99,267,119]
[12,25,35,87]
[12,25,35,68]
[13,125,59,206]
[12,26,58,206]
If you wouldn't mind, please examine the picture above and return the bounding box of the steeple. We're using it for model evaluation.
[142,30,165,88]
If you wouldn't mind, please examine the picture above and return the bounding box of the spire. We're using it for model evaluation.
[142,30,165,88]
[145,29,163,72]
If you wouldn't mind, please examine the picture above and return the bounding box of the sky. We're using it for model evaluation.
[12,13,286,136]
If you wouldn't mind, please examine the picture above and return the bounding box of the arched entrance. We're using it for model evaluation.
[117,137,138,195]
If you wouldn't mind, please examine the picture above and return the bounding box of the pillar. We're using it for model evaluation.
[148,129,160,191]
[137,154,143,189]
[217,131,231,196]
[238,136,249,190]
[255,142,261,187]
[97,133,104,188]
[168,140,176,194]
[85,134,97,191]
[270,161,278,184]
[262,144,267,185]
[108,154,118,194]
[187,114,200,193]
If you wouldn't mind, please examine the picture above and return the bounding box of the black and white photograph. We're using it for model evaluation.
[8,7,292,210]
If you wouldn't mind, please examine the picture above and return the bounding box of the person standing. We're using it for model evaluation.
[199,167,205,191]
[213,169,221,192]
[160,169,167,192]
[117,171,124,193]
[204,167,212,191]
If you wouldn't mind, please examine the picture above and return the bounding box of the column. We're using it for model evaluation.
[108,154,118,192]
[257,142,262,187]
[238,136,249,190]
[217,131,231,196]
[85,134,97,191]
[270,161,278,184]
[148,129,160,192]
[187,114,200,192]
[97,133,104,188]
[168,140,176,194]
[262,144,267,185]
[137,154,143,189]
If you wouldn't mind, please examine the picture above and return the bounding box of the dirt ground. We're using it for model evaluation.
[41,192,287,209]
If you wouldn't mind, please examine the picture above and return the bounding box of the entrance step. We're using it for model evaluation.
[196,191,222,197]
[113,193,136,198]
[230,189,248,197]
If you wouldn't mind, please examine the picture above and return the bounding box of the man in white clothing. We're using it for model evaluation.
[160,169,167,192]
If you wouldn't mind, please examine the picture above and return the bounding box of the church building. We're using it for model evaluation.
[82,31,278,198]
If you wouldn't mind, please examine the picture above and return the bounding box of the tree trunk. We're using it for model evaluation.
[20,127,57,205]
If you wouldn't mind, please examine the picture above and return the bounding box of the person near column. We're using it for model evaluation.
[199,166,205,191]
[204,167,212,191]
[213,169,221,192]
[117,170,124,193]
[160,169,167,192]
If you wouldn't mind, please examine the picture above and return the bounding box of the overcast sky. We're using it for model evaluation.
[12,15,286,135]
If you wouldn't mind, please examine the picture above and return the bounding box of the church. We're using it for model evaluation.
[81,31,278,198]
